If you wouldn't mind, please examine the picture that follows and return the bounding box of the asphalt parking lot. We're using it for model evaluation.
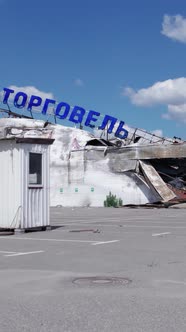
[0,207,186,332]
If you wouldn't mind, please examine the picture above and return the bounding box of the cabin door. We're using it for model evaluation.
[22,144,49,229]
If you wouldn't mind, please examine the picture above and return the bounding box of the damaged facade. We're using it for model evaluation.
[0,118,186,207]
[67,136,186,206]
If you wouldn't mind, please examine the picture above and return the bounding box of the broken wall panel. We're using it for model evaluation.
[139,160,176,202]
[108,143,186,160]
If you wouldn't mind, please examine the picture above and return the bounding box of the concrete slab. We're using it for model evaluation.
[0,207,186,332]
[169,202,186,208]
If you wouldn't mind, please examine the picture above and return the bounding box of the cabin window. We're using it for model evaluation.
[29,153,42,185]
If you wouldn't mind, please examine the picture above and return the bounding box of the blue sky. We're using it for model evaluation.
[0,0,186,139]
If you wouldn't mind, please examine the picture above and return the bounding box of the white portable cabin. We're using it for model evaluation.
[0,120,54,231]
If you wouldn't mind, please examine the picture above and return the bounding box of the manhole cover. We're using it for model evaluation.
[72,276,132,286]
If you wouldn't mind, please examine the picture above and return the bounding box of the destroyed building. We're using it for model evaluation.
[0,118,186,207]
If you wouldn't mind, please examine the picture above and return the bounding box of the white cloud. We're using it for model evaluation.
[74,79,84,87]
[8,85,54,101]
[123,77,186,124]
[161,14,186,43]
[163,104,186,123]
[122,77,186,106]
[151,129,163,137]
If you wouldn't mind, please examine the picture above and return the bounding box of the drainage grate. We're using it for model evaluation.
[72,276,132,286]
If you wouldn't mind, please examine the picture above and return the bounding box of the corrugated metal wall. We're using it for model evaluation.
[0,140,22,228]
[0,140,50,229]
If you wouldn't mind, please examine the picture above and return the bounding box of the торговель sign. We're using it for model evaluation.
[2,87,128,139]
